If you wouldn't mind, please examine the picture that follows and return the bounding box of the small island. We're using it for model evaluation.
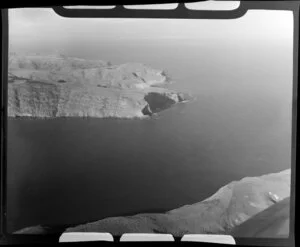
[8,53,190,119]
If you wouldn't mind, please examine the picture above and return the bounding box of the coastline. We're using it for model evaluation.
[14,169,291,237]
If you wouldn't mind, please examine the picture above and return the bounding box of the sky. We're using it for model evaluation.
[8,1,293,56]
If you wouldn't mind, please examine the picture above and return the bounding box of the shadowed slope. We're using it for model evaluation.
[230,196,290,238]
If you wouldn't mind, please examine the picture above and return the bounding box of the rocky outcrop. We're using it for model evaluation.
[8,54,188,118]
[15,169,291,237]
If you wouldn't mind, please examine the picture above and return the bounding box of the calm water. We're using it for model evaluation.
[7,42,293,232]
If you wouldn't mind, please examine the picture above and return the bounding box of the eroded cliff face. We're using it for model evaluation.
[8,54,188,118]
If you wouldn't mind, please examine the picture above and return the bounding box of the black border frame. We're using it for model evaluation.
[0,1,298,245]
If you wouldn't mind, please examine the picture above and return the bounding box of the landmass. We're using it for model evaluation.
[230,196,290,238]
[8,53,190,119]
[15,169,291,238]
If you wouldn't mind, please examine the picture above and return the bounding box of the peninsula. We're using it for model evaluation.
[8,53,189,118]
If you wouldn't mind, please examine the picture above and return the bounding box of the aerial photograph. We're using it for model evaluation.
[7,4,292,239]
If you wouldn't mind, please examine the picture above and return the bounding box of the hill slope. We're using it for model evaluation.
[16,169,290,237]
[62,169,290,237]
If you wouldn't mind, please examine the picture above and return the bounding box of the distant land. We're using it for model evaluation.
[15,169,291,238]
[8,53,190,119]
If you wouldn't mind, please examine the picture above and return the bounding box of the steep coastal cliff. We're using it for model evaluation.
[15,169,291,237]
[8,54,189,118]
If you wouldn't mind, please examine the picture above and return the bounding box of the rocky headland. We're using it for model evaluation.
[8,53,190,119]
